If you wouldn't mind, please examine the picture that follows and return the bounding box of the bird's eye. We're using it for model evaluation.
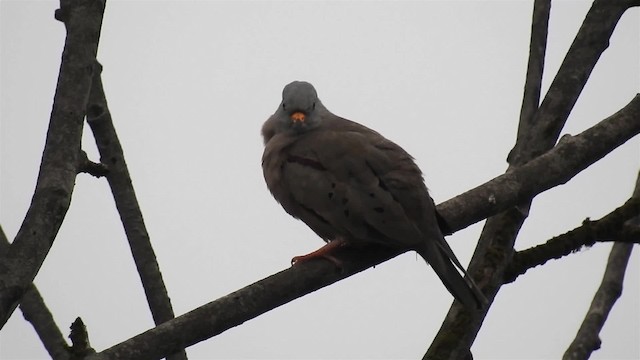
[312,102,316,110]
[282,103,286,110]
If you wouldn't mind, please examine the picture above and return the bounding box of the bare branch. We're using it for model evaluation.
[436,95,640,232]
[515,0,550,144]
[504,196,640,283]
[85,64,187,360]
[427,0,639,357]
[563,242,635,360]
[0,227,71,360]
[562,171,640,359]
[508,0,637,166]
[86,95,639,360]
[0,0,105,328]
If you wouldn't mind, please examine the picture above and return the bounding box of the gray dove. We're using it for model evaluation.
[261,81,486,309]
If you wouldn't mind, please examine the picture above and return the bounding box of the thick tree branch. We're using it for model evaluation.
[86,96,639,360]
[504,196,640,283]
[427,1,639,357]
[85,64,187,360]
[0,0,105,328]
[0,227,70,360]
[436,95,639,232]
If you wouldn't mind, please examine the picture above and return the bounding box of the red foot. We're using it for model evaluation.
[291,238,347,267]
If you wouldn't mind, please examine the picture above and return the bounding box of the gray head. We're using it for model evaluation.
[276,81,325,133]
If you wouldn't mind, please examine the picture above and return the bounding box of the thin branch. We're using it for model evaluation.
[563,242,635,360]
[0,227,70,360]
[0,0,106,328]
[86,96,639,360]
[563,171,640,359]
[504,196,640,283]
[514,0,550,146]
[427,1,639,357]
[85,63,187,360]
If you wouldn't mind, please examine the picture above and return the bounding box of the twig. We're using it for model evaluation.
[85,63,187,360]
[0,0,106,328]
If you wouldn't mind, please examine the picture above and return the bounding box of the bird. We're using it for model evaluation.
[261,81,486,309]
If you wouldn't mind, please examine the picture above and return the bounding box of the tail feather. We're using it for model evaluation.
[418,237,487,309]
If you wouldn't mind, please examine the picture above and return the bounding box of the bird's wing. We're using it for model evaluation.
[282,127,427,248]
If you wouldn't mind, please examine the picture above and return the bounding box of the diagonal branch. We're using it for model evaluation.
[0,227,71,360]
[0,0,106,328]
[85,64,188,360]
[86,95,639,360]
[563,243,635,360]
[435,95,639,232]
[514,0,550,148]
[562,171,640,360]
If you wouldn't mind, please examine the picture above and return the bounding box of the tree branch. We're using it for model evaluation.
[508,0,637,165]
[562,243,635,359]
[427,0,639,357]
[504,196,640,283]
[0,227,71,360]
[436,95,639,232]
[0,0,105,328]
[86,95,640,360]
[514,0,550,146]
[562,171,640,359]
[85,63,187,360]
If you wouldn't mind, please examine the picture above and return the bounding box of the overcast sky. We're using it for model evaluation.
[1,1,639,359]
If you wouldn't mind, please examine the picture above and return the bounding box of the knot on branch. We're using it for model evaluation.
[67,317,95,359]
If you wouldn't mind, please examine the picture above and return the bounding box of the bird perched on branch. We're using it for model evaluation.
[261,81,486,309]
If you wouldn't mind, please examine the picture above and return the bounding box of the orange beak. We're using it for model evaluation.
[291,112,305,123]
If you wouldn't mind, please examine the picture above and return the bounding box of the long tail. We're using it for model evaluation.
[417,235,487,310]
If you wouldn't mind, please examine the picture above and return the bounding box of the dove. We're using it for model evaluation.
[261,81,486,309]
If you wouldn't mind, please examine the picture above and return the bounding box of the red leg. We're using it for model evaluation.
[291,238,347,267]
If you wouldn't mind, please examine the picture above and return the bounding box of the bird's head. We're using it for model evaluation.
[276,81,324,133]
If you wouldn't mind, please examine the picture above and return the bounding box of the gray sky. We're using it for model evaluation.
[1,1,639,359]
